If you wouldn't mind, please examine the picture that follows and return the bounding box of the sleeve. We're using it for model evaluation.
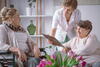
[0,26,11,51]
[74,9,81,23]
[63,38,74,48]
[52,10,59,29]
[27,36,40,57]
[77,35,100,56]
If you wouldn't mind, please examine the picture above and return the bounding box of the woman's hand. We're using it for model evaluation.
[20,51,27,62]
[47,40,54,44]
[34,45,41,58]
[62,47,71,53]
[9,47,21,57]
[9,47,27,62]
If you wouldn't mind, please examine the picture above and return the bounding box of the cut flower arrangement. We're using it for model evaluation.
[37,50,86,67]
[38,34,87,67]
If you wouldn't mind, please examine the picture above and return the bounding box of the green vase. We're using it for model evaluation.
[27,20,36,35]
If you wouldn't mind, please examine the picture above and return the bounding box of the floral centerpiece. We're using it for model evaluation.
[37,50,86,67]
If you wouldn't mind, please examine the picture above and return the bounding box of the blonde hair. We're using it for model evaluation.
[0,7,18,21]
[0,7,25,32]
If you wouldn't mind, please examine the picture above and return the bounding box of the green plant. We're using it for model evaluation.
[45,52,79,67]
[37,51,87,67]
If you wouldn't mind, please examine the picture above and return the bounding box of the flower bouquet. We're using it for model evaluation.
[37,50,86,67]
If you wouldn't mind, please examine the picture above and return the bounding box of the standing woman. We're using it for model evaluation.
[0,7,40,67]
[49,0,81,45]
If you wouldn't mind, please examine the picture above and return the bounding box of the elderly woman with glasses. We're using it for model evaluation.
[62,20,100,67]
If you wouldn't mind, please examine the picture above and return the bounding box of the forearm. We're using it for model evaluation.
[8,47,20,54]
[49,28,56,37]
[34,45,41,58]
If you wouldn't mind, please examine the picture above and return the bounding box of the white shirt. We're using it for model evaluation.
[15,32,29,52]
[52,8,81,41]
[63,34,100,64]
[0,24,33,54]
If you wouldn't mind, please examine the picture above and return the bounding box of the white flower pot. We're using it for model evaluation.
[26,7,32,16]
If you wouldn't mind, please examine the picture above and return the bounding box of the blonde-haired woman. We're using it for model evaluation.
[0,7,40,67]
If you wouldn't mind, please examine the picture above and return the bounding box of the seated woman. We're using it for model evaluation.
[62,20,100,67]
[0,7,40,67]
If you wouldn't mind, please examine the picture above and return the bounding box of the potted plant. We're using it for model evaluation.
[26,0,36,16]
[28,0,36,8]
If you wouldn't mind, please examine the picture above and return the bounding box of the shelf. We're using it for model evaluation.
[20,15,53,18]
[29,35,44,38]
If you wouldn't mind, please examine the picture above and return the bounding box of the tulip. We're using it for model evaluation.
[79,60,86,67]
[67,50,76,58]
[76,56,83,61]
[47,61,52,65]
[51,54,56,59]
[37,59,47,67]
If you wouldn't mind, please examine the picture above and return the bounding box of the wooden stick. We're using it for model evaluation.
[36,0,39,46]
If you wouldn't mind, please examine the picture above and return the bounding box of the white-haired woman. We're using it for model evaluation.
[62,20,100,67]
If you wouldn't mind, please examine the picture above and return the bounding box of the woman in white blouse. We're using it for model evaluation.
[0,7,40,67]
[49,0,81,44]
[63,20,100,67]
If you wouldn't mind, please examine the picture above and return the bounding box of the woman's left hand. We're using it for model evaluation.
[20,51,27,62]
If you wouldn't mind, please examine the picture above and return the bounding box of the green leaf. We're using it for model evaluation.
[67,58,79,67]
[46,54,51,61]
[51,59,55,63]
[52,62,58,67]
[63,55,68,66]
[55,52,65,67]
[45,65,51,67]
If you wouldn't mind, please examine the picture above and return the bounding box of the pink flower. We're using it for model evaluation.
[76,56,83,61]
[67,50,76,57]
[47,61,52,65]
[37,59,47,67]
[40,59,47,65]
[37,63,45,67]
[50,54,56,59]
[37,59,52,67]
[79,60,86,67]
